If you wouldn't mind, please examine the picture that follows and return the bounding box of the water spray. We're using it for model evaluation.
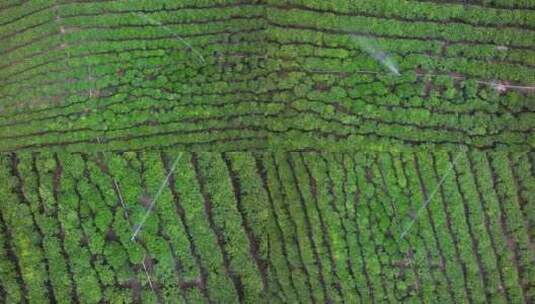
[351,35,401,76]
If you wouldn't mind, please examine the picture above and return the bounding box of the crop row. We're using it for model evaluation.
[413,0,535,10]
[265,6,535,49]
[0,151,533,302]
[0,77,532,151]
[2,1,534,152]
[0,152,269,303]
[261,151,534,303]
[266,0,535,29]
[265,25,535,84]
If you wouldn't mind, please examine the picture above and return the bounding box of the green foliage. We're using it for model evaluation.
[1,0,534,302]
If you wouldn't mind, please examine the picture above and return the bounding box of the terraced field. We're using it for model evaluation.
[1,0,534,151]
[1,0,534,303]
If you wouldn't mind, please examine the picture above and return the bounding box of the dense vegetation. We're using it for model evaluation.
[0,151,533,303]
[0,152,268,303]
[0,0,534,151]
[1,0,534,303]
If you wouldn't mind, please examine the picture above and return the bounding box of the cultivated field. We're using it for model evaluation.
[0,0,534,303]
[1,0,534,151]
[0,151,533,303]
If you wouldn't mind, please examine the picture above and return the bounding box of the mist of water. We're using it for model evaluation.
[351,35,400,76]
[134,13,205,64]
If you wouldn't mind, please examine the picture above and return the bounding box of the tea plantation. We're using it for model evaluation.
[0,0,534,303]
